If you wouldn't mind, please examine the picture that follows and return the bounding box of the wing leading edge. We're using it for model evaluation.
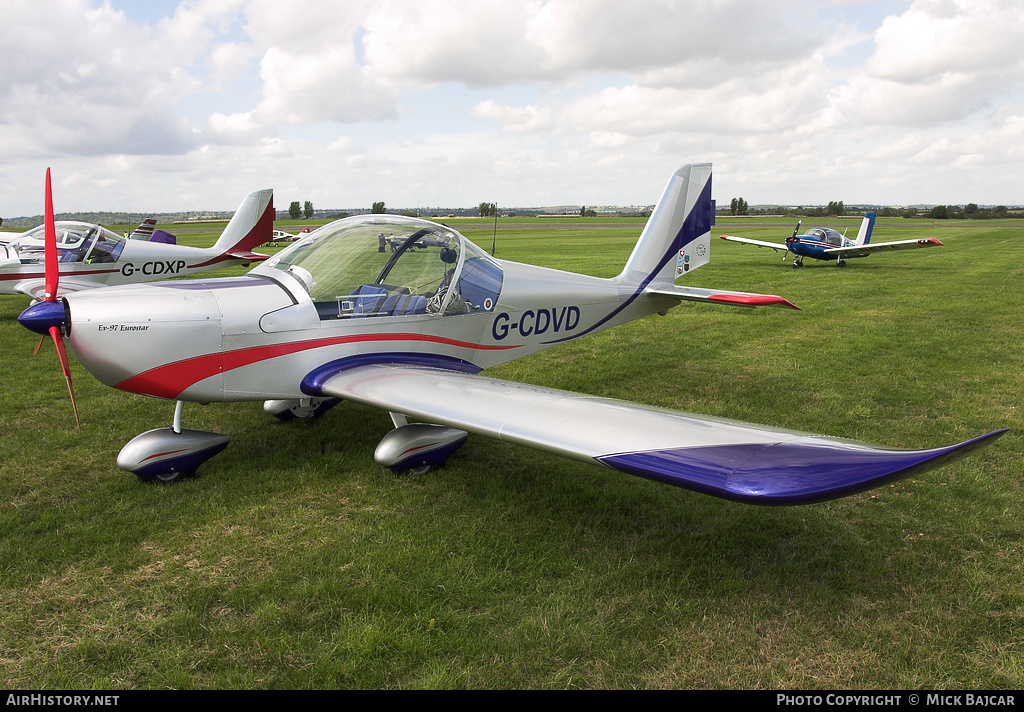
[311,364,1005,505]
[823,237,943,257]
[14,277,113,300]
[719,235,788,252]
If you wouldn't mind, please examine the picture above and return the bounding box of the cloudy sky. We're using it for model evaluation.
[2,0,1023,217]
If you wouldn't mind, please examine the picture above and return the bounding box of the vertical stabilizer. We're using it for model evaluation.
[620,163,713,286]
[211,189,275,254]
[855,212,876,246]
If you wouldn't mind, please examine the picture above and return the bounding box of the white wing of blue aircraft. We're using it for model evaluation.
[20,165,1005,505]
[720,213,943,267]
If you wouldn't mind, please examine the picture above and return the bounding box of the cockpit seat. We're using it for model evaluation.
[346,285,428,317]
[350,284,389,316]
[380,293,428,316]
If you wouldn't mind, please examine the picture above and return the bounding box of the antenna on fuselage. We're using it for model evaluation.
[491,203,498,256]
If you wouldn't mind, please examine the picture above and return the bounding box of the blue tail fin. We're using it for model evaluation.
[855,212,876,245]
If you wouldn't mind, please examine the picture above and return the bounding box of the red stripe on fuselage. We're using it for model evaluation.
[0,268,120,281]
[114,332,520,399]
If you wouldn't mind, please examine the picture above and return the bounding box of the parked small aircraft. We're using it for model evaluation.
[2,217,158,247]
[20,165,1004,504]
[0,188,274,300]
[271,227,310,246]
[720,213,943,267]
[384,232,450,251]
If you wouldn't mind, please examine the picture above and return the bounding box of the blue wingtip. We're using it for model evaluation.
[599,429,1008,506]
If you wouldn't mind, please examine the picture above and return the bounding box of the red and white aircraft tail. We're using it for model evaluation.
[209,189,275,261]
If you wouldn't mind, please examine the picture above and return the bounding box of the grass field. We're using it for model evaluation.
[0,215,1021,689]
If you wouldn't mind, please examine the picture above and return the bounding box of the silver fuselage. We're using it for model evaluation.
[64,259,674,403]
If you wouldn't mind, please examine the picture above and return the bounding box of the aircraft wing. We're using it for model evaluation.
[14,277,106,300]
[311,363,1005,505]
[823,237,943,257]
[645,284,799,309]
[719,235,789,252]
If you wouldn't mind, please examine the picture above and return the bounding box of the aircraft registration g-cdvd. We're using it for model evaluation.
[20,164,1006,504]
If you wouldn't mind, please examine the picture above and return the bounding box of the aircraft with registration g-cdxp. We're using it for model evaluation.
[19,164,1006,505]
[720,213,944,268]
[0,189,275,300]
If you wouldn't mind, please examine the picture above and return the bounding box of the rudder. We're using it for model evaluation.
[620,163,713,286]
[212,189,275,254]
[855,212,876,246]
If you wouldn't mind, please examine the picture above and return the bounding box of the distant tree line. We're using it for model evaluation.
[722,199,1017,219]
[288,201,315,219]
[922,203,1012,219]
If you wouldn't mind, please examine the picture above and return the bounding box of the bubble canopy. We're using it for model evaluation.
[256,215,504,319]
[15,221,126,264]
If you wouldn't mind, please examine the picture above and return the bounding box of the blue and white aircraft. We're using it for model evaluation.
[20,165,1004,504]
[720,213,943,268]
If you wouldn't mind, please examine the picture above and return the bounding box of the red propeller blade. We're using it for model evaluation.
[44,168,58,302]
[38,169,80,430]
[50,325,80,431]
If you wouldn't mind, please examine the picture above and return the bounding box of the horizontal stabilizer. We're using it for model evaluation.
[226,250,270,262]
[309,363,1003,505]
[647,284,799,309]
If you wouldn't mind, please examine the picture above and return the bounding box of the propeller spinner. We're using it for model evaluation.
[17,169,81,430]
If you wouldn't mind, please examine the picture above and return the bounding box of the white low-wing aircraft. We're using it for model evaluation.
[720,213,943,268]
[270,227,310,246]
[20,165,1005,504]
[0,187,274,300]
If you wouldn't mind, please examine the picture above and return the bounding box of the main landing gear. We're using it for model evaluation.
[119,399,468,484]
[373,412,467,475]
[117,401,230,484]
[266,399,466,474]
